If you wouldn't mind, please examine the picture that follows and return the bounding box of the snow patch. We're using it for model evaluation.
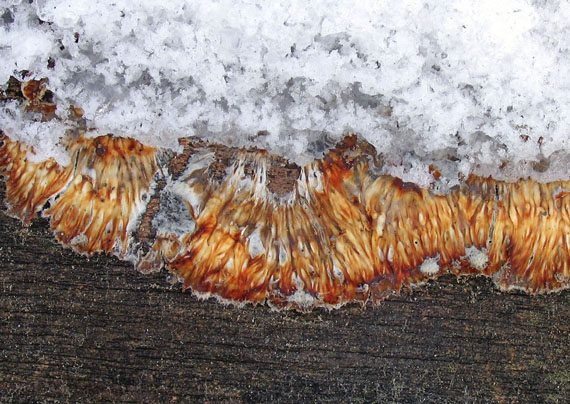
[3,1,570,184]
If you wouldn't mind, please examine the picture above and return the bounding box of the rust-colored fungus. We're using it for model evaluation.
[0,133,158,257]
[1,80,570,310]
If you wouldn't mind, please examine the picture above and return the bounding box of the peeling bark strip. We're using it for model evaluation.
[2,131,570,310]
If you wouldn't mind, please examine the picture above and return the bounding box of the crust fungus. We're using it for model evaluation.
[1,79,569,310]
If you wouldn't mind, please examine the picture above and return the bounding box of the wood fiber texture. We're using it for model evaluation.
[1,176,569,404]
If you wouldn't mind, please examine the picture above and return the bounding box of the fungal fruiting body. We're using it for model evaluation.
[2,131,570,310]
[1,80,570,310]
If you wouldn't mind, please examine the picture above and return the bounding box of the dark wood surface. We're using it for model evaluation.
[0,183,568,404]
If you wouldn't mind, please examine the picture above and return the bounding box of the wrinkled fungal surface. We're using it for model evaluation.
[1,79,570,310]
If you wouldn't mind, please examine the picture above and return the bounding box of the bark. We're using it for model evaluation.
[0,182,569,404]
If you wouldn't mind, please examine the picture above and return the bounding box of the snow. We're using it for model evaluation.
[2,0,570,188]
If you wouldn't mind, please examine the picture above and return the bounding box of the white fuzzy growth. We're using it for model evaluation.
[332,264,344,282]
[287,288,316,309]
[81,166,97,181]
[126,189,152,235]
[296,170,310,200]
[375,213,386,236]
[172,181,201,218]
[387,245,394,263]
[287,272,316,308]
[465,246,489,271]
[278,242,288,265]
[307,166,324,193]
[419,255,440,275]
[252,157,269,200]
[69,233,88,246]
[247,227,265,258]
[377,246,385,262]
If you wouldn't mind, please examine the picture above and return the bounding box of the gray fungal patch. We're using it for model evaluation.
[152,188,196,237]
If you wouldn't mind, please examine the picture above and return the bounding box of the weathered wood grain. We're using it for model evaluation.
[0,180,568,404]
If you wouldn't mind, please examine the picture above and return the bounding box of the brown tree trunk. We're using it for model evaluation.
[0,180,569,404]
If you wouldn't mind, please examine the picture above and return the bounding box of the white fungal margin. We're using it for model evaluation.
[419,255,440,275]
[465,247,489,271]
[247,227,265,258]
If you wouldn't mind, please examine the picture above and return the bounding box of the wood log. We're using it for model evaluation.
[1,176,569,403]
